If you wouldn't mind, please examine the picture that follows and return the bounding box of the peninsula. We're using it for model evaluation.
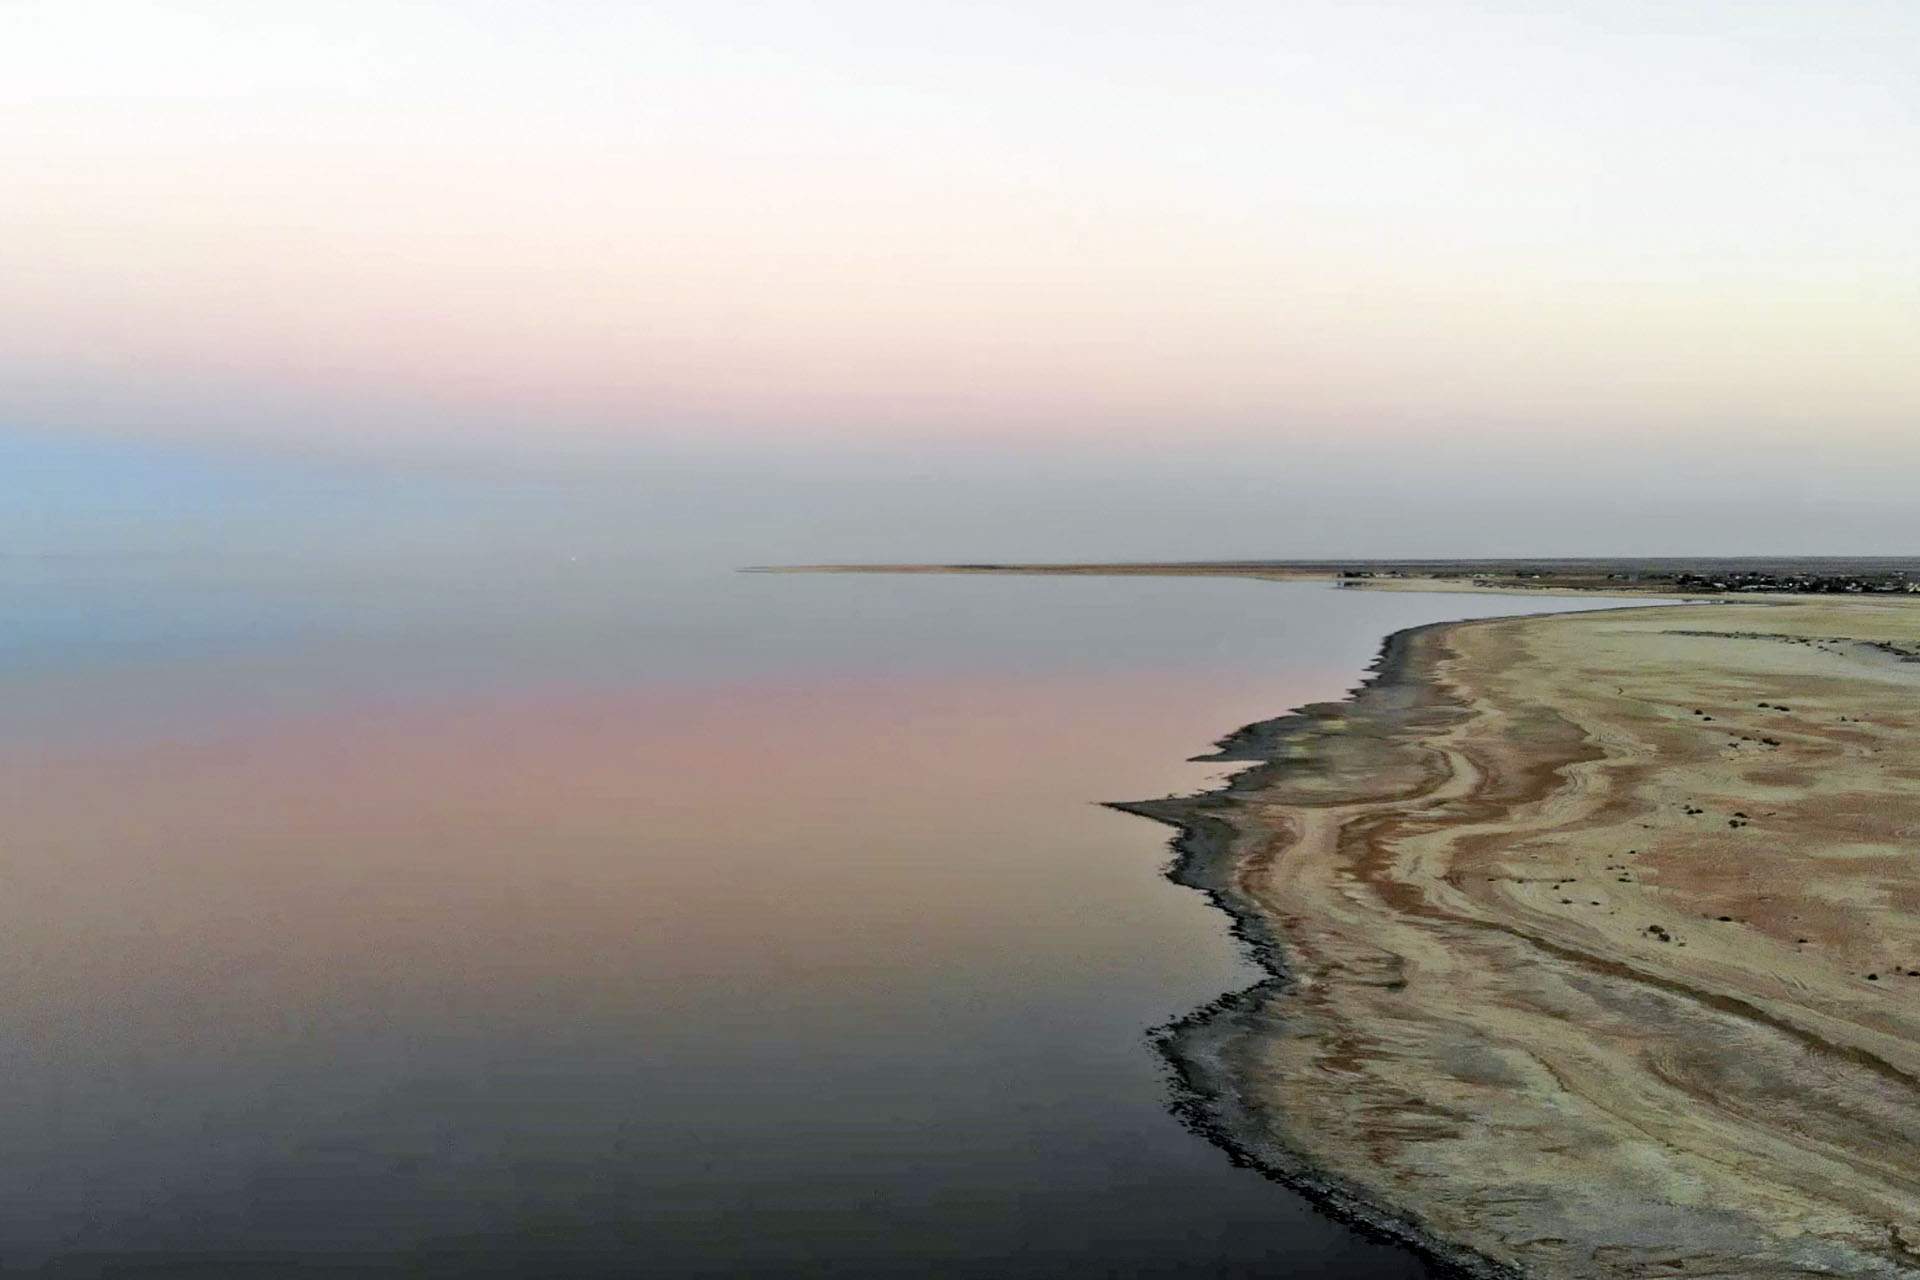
[782,560,1920,1277]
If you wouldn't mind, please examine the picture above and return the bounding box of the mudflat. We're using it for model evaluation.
[1129,600,1920,1278]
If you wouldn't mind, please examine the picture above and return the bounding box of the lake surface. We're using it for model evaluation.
[0,557,1636,1276]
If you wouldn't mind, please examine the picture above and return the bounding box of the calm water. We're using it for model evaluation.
[0,557,1628,1276]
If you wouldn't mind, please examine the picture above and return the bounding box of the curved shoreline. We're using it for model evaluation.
[1113,616,1519,1279]
[1115,598,1920,1279]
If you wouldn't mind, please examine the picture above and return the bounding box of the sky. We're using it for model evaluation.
[4,1,1917,559]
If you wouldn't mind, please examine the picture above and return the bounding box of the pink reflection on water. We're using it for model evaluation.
[0,665,1347,1053]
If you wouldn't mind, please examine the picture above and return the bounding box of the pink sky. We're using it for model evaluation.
[5,1,1917,466]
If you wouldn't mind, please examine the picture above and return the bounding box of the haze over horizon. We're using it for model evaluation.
[7,1,1917,560]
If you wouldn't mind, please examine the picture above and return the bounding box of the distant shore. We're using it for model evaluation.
[1121,596,1920,1278]
[752,557,1920,601]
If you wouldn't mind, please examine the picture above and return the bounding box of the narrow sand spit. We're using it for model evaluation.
[1123,600,1920,1279]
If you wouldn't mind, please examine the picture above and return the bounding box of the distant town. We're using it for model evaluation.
[1327,563,1920,595]
[1336,564,1920,594]
[1663,569,1920,594]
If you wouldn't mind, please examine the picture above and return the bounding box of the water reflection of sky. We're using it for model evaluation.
[0,564,1645,1274]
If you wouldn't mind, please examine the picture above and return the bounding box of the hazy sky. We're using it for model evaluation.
[5,1,1917,557]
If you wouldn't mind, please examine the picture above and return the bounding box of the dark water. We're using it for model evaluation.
[0,557,1630,1276]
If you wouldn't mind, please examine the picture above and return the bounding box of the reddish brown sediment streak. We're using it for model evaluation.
[1136,599,1920,1279]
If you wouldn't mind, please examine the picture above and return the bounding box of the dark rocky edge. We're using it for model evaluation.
[1109,619,1524,1280]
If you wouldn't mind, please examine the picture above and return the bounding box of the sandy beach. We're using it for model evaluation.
[1124,599,1920,1278]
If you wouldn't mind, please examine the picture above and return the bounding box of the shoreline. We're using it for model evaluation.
[747,559,1920,603]
[1113,615,1528,1279]
[1112,595,1920,1278]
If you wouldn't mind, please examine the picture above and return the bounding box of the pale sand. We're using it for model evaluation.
[777,563,1920,1268]
[1129,600,1920,1277]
